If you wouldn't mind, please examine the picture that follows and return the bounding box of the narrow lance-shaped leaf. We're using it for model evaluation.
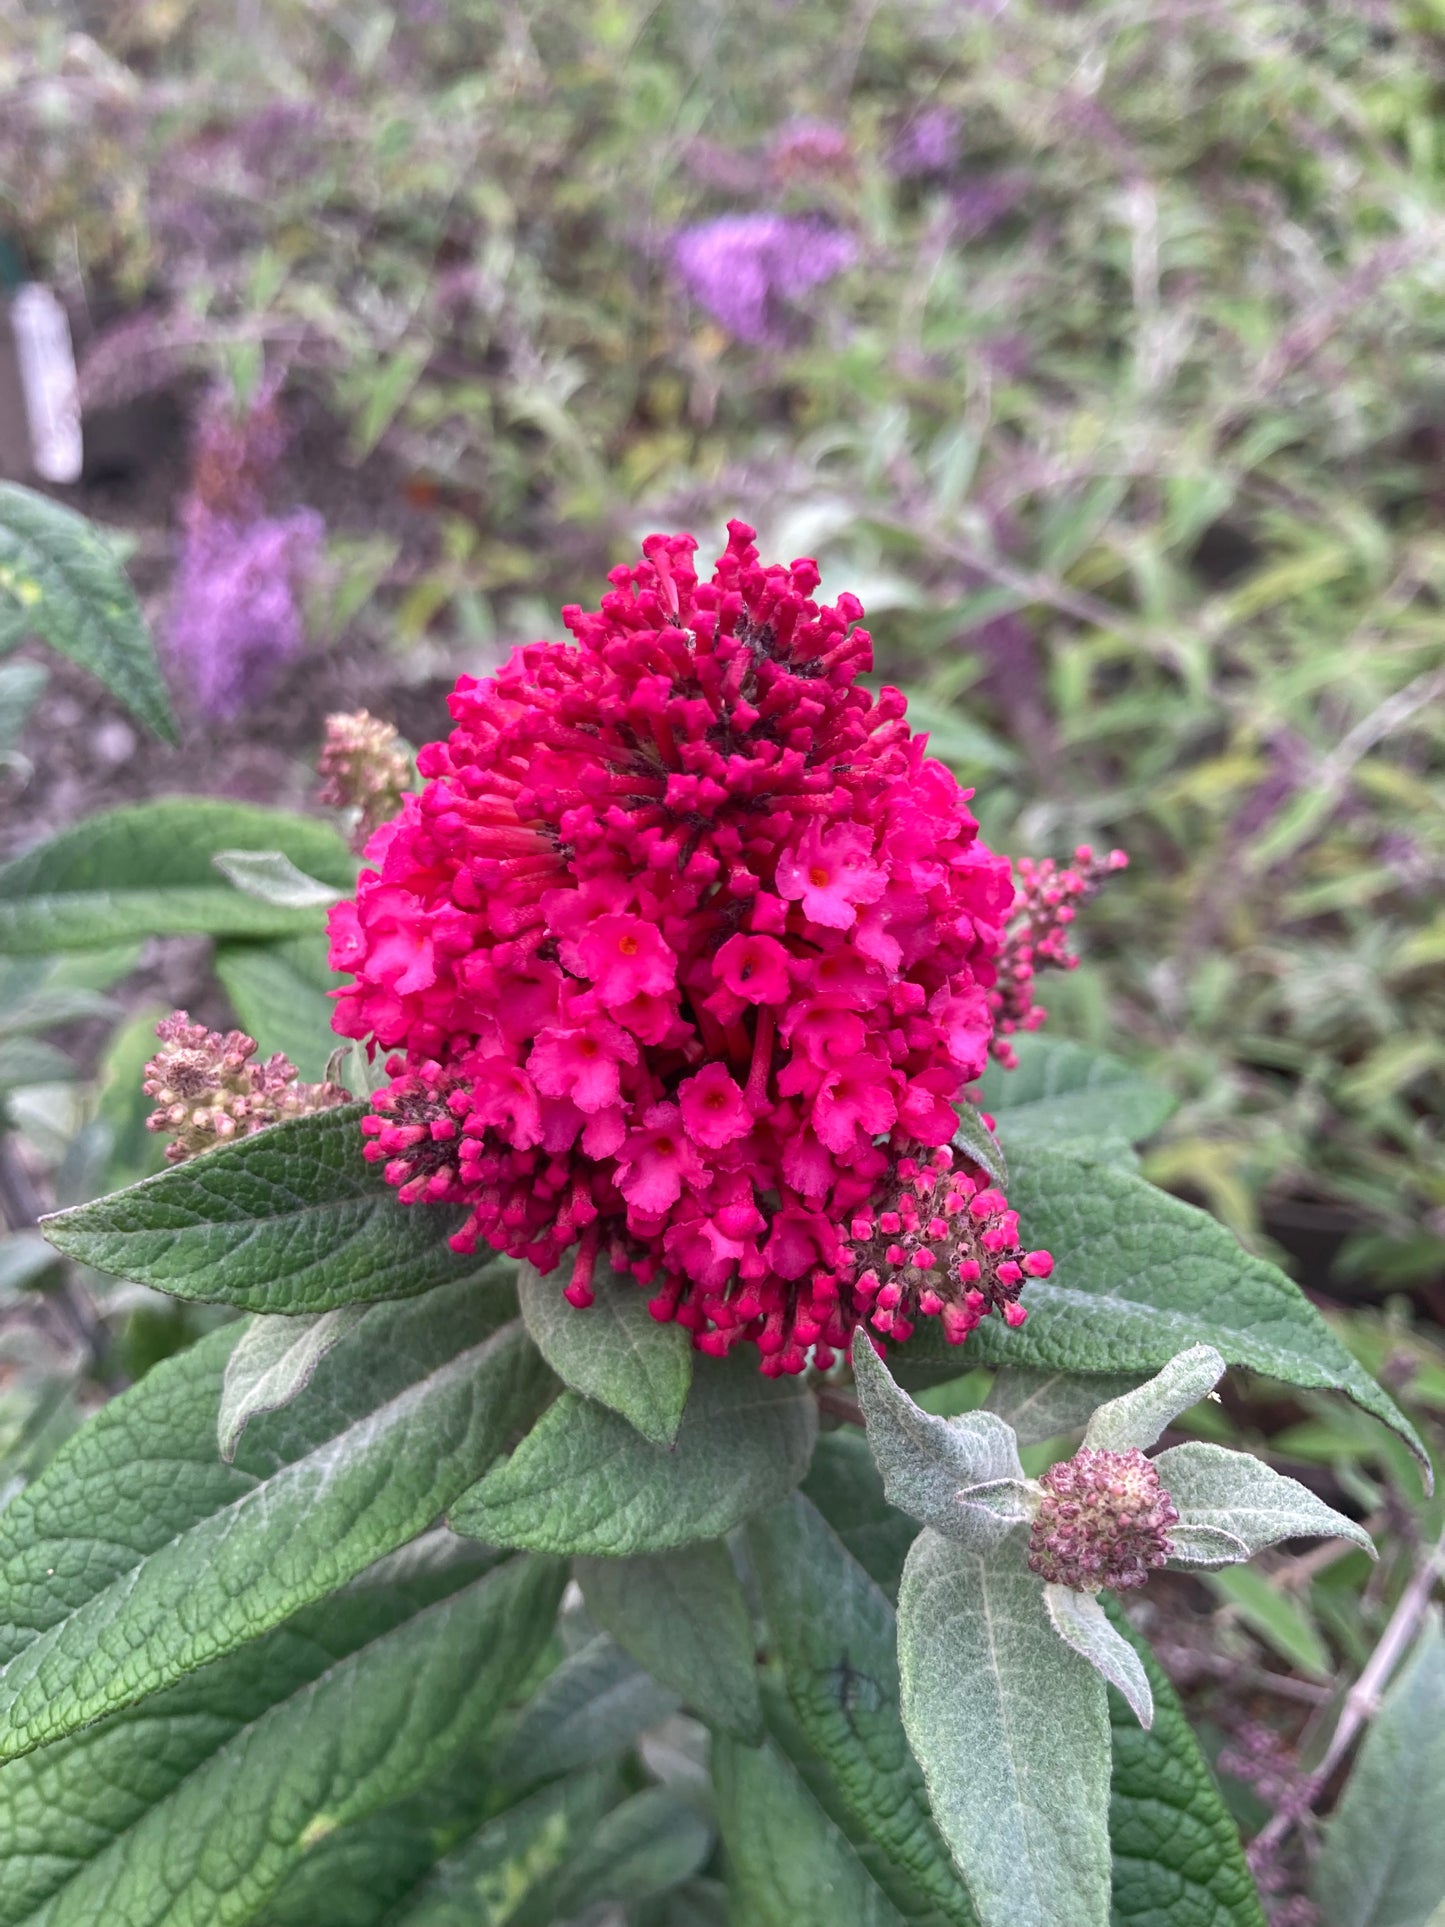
[1312,1610,1445,1927]
[576,1540,763,1740]
[748,1492,979,1926]
[0,800,356,953]
[451,1347,816,1557]
[714,1734,912,1927]
[1083,1344,1225,1452]
[43,1104,470,1313]
[519,1253,693,1446]
[0,1271,550,1763]
[0,1550,567,1927]
[963,1146,1427,1474]
[493,1632,678,1783]
[1043,1586,1153,1729]
[852,1333,1029,1546]
[0,481,178,743]
[898,1527,1114,1927]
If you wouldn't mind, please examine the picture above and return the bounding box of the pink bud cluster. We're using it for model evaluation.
[318,710,416,854]
[143,1012,350,1164]
[991,845,1127,1061]
[330,522,1053,1372]
[1026,1446,1179,1593]
[844,1144,1053,1347]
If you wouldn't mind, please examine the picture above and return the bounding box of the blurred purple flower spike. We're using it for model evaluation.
[672,213,857,346]
[168,379,325,720]
[170,507,324,721]
[889,106,961,179]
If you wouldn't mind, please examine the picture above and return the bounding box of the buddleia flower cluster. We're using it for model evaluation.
[328,523,1107,1373]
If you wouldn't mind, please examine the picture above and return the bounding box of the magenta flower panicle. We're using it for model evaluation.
[330,523,1061,1372]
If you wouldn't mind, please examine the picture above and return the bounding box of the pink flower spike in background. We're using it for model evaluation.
[330,524,1118,1372]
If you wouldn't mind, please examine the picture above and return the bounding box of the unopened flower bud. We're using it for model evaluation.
[1027,1445,1178,1592]
[318,710,415,853]
[143,1012,350,1163]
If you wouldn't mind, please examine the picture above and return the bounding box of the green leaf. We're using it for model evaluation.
[0,1271,550,1762]
[378,1768,619,1927]
[748,1493,978,1927]
[1104,1599,1267,1926]
[0,661,45,756]
[214,935,346,1083]
[961,1146,1427,1472]
[1154,1442,1376,1561]
[213,848,344,909]
[0,800,355,953]
[1044,1586,1154,1729]
[519,1253,692,1446]
[1202,1565,1332,1678]
[0,1546,566,1927]
[217,1306,367,1461]
[714,1733,912,1927]
[546,1787,714,1919]
[494,1631,677,1781]
[0,1035,73,1093]
[978,1036,1176,1155]
[1313,1611,1445,1927]
[898,1527,1113,1927]
[801,1429,919,1601]
[0,481,178,743]
[450,1347,816,1557]
[576,1539,763,1739]
[43,1103,471,1313]
[852,1334,1029,1545]
[1084,1346,1226,1452]
[983,1366,1148,1447]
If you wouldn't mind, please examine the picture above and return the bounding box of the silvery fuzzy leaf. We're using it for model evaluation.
[1044,1585,1154,1729]
[1082,1345,1226,1453]
[1154,1442,1376,1559]
[852,1332,1028,1548]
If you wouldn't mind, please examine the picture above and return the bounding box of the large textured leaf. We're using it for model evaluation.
[0,1547,565,1927]
[576,1540,763,1739]
[802,1429,919,1601]
[544,1788,713,1919]
[451,1348,816,1556]
[749,1494,978,1927]
[0,482,177,742]
[519,1254,692,1445]
[1105,1601,1266,1927]
[493,1632,678,1782]
[714,1734,912,1927]
[214,935,344,1082]
[898,1527,1113,1927]
[1313,1611,1445,1927]
[984,1366,1148,1446]
[978,1036,1176,1154]
[0,1272,549,1761]
[961,1146,1426,1469]
[43,1104,471,1312]
[0,800,355,952]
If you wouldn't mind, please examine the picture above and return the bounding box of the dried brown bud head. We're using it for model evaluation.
[143,1011,350,1163]
[1027,1445,1178,1593]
